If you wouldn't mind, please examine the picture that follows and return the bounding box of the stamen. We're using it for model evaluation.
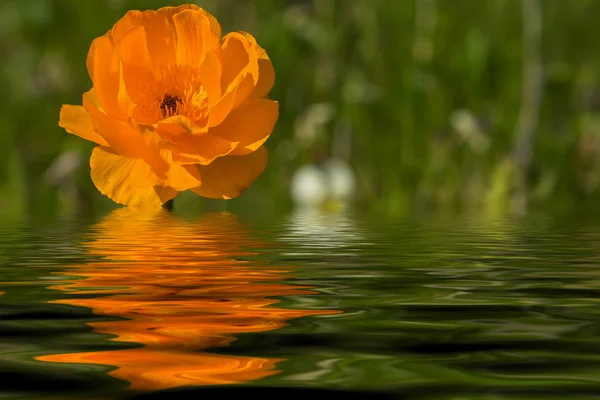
[160,94,181,118]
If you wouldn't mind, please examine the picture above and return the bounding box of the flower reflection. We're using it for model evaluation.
[36,209,336,391]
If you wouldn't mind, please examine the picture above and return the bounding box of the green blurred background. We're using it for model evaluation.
[2,0,600,219]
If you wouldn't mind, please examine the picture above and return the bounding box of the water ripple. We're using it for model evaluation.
[2,211,600,398]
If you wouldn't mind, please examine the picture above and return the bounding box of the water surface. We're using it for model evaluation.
[1,209,600,399]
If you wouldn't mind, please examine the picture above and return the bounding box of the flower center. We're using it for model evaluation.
[160,94,181,118]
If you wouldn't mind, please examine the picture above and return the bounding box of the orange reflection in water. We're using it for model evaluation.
[37,209,337,391]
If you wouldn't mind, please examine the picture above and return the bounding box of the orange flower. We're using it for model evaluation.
[59,5,277,207]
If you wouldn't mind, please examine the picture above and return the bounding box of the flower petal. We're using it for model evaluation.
[172,9,222,67]
[191,146,268,199]
[172,10,205,67]
[157,115,207,138]
[220,33,253,91]
[172,134,237,165]
[114,26,154,117]
[157,4,203,19]
[220,33,258,110]
[165,160,202,191]
[86,35,124,120]
[239,32,275,98]
[166,5,222,51]
[87,26,153,121]
[90,146,177,208]
[114,25,153,70]
[211,98,278,155]
[110,5,215,67]
[208,80,239,128]
[124,65,162,124]
[254,52,274,99]
[59,105,108,146]
[111,10,175,66]
[199,49,221,106]
[231,73,256,112]
[83,90,169,179]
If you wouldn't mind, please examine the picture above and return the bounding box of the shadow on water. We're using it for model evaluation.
[3,210,600,399]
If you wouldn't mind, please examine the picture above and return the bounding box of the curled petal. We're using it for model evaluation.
[90,146,177,207]
[221,33,255,91]
[211,99,278,155]
[192,146,268,199]
[253,51,274,99]
[59,105,108,146]
[220,33,258,110]
[207,36,258,128]
[239,32,275,98]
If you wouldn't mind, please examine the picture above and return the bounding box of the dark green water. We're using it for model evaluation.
[2,208,600,399]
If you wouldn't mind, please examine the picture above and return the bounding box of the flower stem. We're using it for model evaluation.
[162,199,174,211]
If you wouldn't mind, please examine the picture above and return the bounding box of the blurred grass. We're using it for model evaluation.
[1,0,600,219]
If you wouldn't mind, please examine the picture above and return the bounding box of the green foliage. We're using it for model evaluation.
[1,0,599,218]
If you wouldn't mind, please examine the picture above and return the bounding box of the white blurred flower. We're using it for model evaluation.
[290,159,356,210]
[290,164,328,207]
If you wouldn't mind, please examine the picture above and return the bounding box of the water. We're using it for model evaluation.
[2,208,600,399]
